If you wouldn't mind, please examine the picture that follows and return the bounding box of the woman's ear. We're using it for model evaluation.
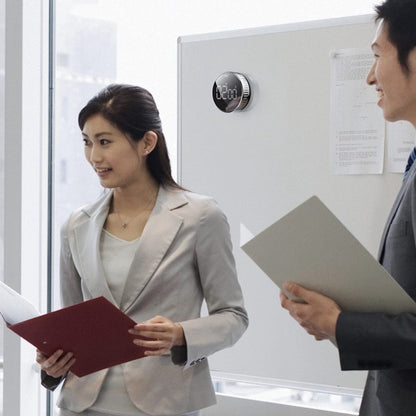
[142,131,158,156]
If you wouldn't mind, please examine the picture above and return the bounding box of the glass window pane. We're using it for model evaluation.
[53,1,114,306]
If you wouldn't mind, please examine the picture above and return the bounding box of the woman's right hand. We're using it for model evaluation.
[36,349,76,378]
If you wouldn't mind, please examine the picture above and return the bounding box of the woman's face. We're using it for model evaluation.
[82,113,147,189]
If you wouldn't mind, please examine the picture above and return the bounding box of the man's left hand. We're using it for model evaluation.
[280,282,341,344]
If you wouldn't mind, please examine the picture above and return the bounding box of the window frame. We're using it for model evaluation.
[3,0,50,415]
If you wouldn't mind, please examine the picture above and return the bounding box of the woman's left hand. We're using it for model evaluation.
[129,315,185,356]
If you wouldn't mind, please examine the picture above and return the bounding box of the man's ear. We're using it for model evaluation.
[142,130,158,155]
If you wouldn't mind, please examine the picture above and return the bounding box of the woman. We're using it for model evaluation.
[37,84,248,416]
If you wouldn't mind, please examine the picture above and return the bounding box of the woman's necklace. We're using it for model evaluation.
[117,211,141,229]
[113,189,158,230]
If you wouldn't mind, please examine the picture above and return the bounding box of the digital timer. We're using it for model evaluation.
[212,72,251,113]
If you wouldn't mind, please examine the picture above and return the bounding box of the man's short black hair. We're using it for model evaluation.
[375,0,416,73]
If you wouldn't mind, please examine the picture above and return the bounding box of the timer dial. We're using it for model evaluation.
[212,72,251,113]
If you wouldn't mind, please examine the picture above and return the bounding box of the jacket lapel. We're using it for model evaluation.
[120,187,188,312]
[72,191,118,305]
[378,165,416,260]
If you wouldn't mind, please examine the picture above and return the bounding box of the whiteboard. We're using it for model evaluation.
[178,15,401,390]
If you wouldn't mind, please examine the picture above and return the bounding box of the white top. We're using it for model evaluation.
[90,230,142,415]
[100,229,141,306]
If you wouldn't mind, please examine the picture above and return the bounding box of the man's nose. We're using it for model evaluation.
[366,61,376,86]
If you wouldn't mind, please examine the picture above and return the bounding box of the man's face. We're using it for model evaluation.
[367,20,416,126]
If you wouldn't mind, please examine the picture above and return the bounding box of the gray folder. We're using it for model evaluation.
[242,196,416,314]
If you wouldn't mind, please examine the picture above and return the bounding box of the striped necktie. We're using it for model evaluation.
[404,146,416,180]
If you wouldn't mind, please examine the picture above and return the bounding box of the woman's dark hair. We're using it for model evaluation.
[78,84,182,189]
[375,0,416,74]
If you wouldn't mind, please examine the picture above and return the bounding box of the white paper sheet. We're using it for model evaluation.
[330,49,385,175]
[386,120,416,173]
[241,196,416,314]
[0,281,40,325]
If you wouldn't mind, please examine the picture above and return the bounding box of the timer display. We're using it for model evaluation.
[212,72,251,113]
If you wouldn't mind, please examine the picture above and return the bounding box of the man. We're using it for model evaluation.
[280,0,416,415]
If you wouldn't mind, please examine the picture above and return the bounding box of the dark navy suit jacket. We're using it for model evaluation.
[337,161,416,415]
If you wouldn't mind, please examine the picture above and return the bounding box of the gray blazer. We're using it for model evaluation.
[48,186,248,415]
[337,161,416,415]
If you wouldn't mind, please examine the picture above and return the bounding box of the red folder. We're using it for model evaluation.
[8,296,147,377]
